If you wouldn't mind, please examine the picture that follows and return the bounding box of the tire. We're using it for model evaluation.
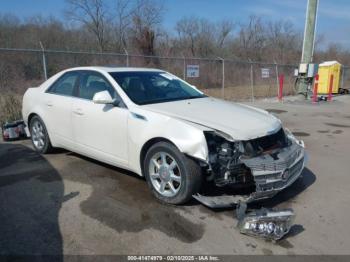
[29,115,54,154]
[143,141,202,205]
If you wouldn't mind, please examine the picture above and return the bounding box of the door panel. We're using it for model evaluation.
[43,71,79,147]
[72,100,128,165]
[44,93,74,146]
[71,71,129,166]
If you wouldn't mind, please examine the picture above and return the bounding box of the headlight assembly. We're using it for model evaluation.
[284,128,305,148]
[237,208,295,241]
[213,129,235,142]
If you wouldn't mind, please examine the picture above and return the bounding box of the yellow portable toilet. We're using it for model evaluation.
[317,61,342,94]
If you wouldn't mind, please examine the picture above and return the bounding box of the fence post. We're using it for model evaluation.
[182,55,186,80]
[328,74,334,101]
[123,47,129,67]
[274,61,279,95]
[39,41,47,80]
[249,60,254,102]
[312,74,319,104]
[217,57,225,99]
[278,74,284,102]
[341,66,345,91]
[222,58,225,99]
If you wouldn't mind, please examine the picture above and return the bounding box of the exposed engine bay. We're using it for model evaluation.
[195,127,305,207]
[194,128,305,241]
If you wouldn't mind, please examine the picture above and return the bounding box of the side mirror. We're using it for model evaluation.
[92,91,115,104]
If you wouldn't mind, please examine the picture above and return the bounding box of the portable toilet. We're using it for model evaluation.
[317,61,342,94]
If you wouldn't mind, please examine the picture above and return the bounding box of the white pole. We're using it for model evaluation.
[123,47,129,67]
[223,59,225,99]
[275,61,279,98]
[182,54,186,80]
[39,41,47,80]
[218,57,225,99]
[250,60,254,102]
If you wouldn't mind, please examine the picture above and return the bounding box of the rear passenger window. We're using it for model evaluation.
[47,72,78,96]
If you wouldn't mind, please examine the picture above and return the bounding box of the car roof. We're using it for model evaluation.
[65,66,165,73]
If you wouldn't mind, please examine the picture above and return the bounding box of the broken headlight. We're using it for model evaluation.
[237,208,295,240]
[284,128,305,148]
[212,129,235,142]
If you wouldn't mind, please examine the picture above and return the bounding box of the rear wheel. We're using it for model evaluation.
[144,141,202,205]
[29,116,54,154]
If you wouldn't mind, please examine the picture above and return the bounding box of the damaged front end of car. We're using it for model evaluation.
[193,127,305,240]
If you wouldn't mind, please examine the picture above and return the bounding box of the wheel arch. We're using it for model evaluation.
[139,137,177,176]
[27,113,53,144]
[28,112,39,126]
[128,110,210,176]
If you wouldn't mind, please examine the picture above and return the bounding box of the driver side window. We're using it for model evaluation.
[78,72,117,100]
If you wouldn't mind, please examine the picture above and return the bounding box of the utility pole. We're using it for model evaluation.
[297,0,319,97]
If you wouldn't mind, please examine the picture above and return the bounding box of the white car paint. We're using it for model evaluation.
[143,97,282,141]
[22,66,283,176]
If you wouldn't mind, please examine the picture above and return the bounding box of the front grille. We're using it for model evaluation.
[246,146,302,172]
[257,157,304,191]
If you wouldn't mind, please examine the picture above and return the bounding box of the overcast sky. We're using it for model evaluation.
[1,0,349,49]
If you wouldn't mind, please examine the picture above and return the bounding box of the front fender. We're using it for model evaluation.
[127,108,210,175]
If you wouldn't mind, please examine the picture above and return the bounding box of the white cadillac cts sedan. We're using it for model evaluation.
[22,67,305,206]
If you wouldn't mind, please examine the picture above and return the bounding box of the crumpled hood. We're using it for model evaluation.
[142,97,282,141]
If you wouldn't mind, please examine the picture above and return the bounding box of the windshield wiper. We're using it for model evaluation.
[139,95,206,105]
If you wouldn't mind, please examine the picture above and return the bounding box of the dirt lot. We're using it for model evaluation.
[1,96,350,256]
[203,84,295,101]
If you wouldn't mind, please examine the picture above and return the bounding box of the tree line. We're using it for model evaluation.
[0,0,349,65]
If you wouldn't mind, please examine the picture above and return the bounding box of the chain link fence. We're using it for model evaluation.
[341,66,350,93]
[0,47,326,101]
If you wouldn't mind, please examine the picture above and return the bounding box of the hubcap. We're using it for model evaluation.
[149,152,182,197]
[31,120,45,150]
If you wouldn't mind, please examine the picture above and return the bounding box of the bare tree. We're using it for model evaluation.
[176,17,234,58]
[113,0,134,52]
[2,5,350,93]
[133,0,163,28]
[0,14,20,47]
[130,0,163,56]
[239,16,267,60]
[216,20,234,49]
[66,0,109,51]
[175,17,200,57]
[266,20,300,63]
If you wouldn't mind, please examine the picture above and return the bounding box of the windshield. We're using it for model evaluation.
[109,71,206,105]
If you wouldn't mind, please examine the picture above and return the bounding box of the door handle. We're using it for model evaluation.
[73,108,84,116]
[46,101,53,107]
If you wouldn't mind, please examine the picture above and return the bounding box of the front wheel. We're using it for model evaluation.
[144,141,202,205]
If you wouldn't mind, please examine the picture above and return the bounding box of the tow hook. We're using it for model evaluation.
[236,201,295,241]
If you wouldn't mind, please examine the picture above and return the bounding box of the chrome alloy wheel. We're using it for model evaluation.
[31,120,45,150]
[149,152,182,197]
